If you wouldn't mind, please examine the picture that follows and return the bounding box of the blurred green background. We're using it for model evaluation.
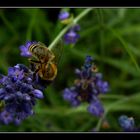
[0,8,140,132]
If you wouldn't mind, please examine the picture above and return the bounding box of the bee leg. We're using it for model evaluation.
[28,59,41,71]
[28,59,41,80]
[33,67,40,81]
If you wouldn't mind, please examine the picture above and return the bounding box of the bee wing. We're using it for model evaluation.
[37,41,47,47]
[49,39,63,65]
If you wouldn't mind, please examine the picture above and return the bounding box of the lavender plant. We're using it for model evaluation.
[0,8,139,132]
[0,64,44,125]
[63,56,109,117]
[0,8,93,125]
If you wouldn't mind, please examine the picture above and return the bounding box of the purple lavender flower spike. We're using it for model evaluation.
[0,63,46,125]
[63,55,109,117]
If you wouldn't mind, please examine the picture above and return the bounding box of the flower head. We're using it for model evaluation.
[63,24,80,45]
[58,11,74,25]
[0,64,45,125]
[64,30,80,45]
[63,55,109,117]
[119,115,135,131]
[58,11,70,20]
[19,41,37,57]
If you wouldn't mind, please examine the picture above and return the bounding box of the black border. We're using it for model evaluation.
[0,132,140,139]
[0,0,140,7]
[0,0,140,137]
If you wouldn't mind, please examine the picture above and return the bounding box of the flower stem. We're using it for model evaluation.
[48,8,93,50]
[95,97,129,131]
[95,110,108,131]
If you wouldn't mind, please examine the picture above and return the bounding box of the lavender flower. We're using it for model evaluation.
[58,11,70,20]
[63,55,109,117]
[0,110,14,125]
[64,29,80,45]
[87,99,104,117]
[0,64,45,125]
[58,10,80,45]
[119,115,135,131]
[19,41,37,57]
[58,10,74,25]
[63,24,80,45]
[63,87,80,107]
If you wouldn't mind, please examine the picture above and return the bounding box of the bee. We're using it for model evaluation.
[28,41,62,81]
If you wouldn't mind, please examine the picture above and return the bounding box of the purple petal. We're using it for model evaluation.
[119,115,135,131]
[32,89,44,99]
[87,100,104,117]
[64,30,80,44]
[19,41,33,57]
[58,11,70,20]
[8,67,15,76]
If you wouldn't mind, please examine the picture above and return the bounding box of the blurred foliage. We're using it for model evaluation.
[0,8,140,132]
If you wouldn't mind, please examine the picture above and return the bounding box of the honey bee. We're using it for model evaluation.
[28,41,62,81]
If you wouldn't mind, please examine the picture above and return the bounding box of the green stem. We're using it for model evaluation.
[73,8,93,23]
[95,96,129,131]
[48,8,93,50]
[95,110,108,131]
